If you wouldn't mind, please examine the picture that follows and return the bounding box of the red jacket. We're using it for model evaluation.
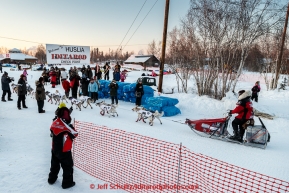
[50,107,77,154]
[62,80,70,92]
[50,118,78,153]
[49,70,57,84]
[231,91,253,120]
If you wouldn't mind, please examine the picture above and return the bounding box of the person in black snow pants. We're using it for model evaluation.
[48,102,77,189]
[251,81,260,102]
[109,79,118,105]
[135,79,144,106]
[17,74,28,109]
[1,71,13,102]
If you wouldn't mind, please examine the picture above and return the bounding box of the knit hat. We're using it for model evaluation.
[4,71,8,75]
[59,102,66,108]
[39,77,44,82]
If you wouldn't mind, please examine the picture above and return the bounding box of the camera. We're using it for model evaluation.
[9,77,14,81]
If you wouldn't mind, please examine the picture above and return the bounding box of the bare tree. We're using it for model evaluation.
[147,39,161,59]
[35,44,46,63]
[230,0,284,92]
[165,0,285,98]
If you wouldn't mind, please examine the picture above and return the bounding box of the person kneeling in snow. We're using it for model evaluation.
[48,102,77,189]
[229,90,253,142]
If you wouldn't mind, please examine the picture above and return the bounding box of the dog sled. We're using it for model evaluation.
[185,113,270,149]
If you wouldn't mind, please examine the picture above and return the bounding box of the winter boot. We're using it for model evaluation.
[8,98,13,101]
[23,102,28,108]
[18,107,21,110]
[238,129,245,143]
[62,182,75,189]
[229,130,239,140]
[48,178,57,185]
[2,98,6,102]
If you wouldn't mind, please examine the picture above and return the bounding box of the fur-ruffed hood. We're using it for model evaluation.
[238,90,252,100]
[35,80,40,86]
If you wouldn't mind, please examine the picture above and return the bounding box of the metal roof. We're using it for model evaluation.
[124,55,157,63]
[1,53,37,61]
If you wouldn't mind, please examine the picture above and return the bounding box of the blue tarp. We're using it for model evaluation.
[162,106,181,117]
[145,96,179,107]
[95,81,181,116]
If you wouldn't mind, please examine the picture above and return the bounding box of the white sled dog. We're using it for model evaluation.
[54,90,68,105]
[96,101,118,117]
[78,96,94,109]
[132,106,164,126]
[45,90,68,105]
[68,97,83,111]
[26,84,34,96]
[11,83,18,94]
[30,90,36,99]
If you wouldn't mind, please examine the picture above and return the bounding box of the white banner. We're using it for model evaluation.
[46,44,90,64]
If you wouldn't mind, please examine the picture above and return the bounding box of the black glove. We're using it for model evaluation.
[228,110,232,115]
[52,116,57,121]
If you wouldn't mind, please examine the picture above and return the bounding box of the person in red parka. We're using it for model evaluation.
[62,79,70,98]
[229,90,253,142]
[69,71,80,99]
[49,67,57,88]
[48,102,77,189]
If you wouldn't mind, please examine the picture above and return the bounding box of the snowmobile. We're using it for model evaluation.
[185,113,270,149]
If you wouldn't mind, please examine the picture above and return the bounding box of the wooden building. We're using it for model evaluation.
[0,48,37,64]
[124,55,160,70]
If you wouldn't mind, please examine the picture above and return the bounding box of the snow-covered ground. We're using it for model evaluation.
[0,66,288,192]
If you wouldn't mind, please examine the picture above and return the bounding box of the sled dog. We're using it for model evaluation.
[96,101,118,117]
[78,96,94,109]
[26,84,34,96]
[132,106,164,126]
[68,97,83,111]
[11,83,18,94]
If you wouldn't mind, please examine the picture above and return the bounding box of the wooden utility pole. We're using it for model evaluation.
[274,3,289,89]
[158,0,170,93]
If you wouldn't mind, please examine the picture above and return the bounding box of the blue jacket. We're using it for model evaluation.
[88,81,99,92]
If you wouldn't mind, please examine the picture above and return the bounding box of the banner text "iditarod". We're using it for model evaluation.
[51,54,87,60]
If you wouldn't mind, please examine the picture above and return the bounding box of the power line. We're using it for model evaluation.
[122,0,159,51]
[116,0,148,53]
[0,36,44,44]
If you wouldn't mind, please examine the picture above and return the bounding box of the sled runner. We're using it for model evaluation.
[185,114,270,149]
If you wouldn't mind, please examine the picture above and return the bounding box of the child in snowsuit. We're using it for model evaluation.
[229,90,253,142]
[120,71,126,82]
[23,69,28,80]
[251,81,260,102]
[88,78,99,102]
[48,102,77,189]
